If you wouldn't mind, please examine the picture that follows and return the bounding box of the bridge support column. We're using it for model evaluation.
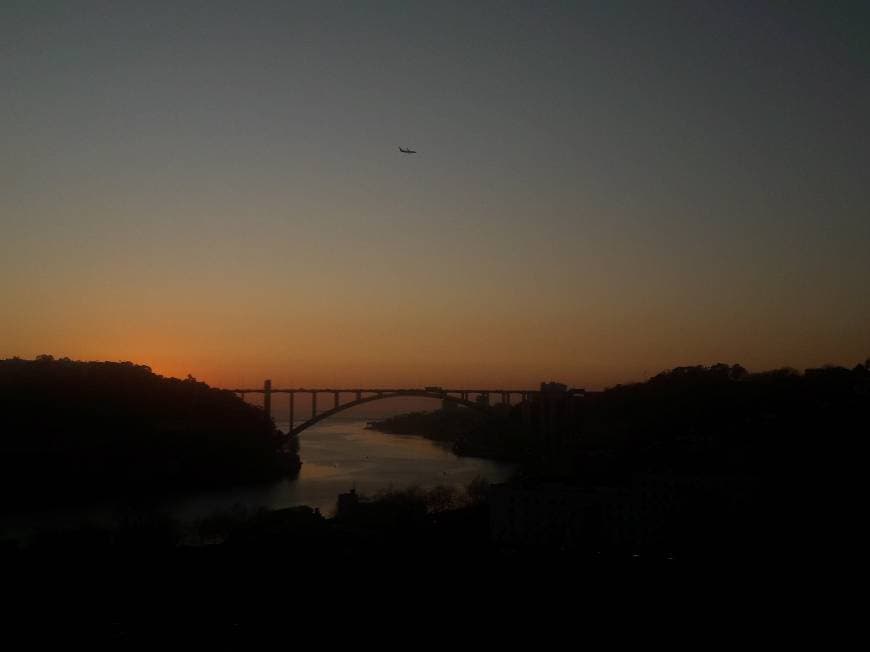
[311,392,317,419]
[522,393,531,426]
[289,392,295,432]
[263,379,272,420]
[355,391,362,401]
[333,391,339,409]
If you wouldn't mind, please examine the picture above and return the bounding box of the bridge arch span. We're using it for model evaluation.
[285,390,490,438]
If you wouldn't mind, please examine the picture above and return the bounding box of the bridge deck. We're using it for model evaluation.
[226,388,581,395]
[222,384,587,436]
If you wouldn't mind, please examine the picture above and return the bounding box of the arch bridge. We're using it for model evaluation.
[226,381,584,438]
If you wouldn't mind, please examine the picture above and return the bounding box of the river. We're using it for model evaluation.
[0,416,515,538]
[170,416,515,519]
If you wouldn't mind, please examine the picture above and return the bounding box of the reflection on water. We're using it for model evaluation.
[170,418,515,519]
[1,418,515,538]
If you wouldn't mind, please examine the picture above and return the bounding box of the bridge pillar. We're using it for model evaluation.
[355,391,362,401]
[333,391,339,410]
[263,379,272,420]
[311,392,317,419]
[522,393,531,426]
[289,392,295,432]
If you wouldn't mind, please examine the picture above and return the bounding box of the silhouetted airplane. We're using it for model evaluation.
[398,147,417,154]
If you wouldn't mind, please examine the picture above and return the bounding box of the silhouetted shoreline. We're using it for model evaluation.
[3,356,868,564]
[365,406,534,462]
[0,357,301,515]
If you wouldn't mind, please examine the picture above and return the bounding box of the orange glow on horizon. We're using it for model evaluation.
[2,3,868,396]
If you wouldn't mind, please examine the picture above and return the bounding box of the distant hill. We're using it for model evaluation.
[576,361,870,475]
[0,357,300,514]
[368,360,870,479]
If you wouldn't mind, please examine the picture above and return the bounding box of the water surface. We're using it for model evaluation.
[1,417,515,538]
[170,417,515,519]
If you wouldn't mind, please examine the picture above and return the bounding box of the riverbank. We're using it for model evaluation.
[0,482,684,567]
[0,417,516,541]
[0,481,494,556]
[365,407,539,463]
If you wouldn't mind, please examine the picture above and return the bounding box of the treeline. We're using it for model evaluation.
[2,479,496,563]
[568,360,870,480]
[368,405,534,462]
[366,408,485,443]
[0,357,300,514]
[363,361,869,559]
[368,360,870,479]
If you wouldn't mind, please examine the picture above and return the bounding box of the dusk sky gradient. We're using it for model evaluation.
[2,1,868,389]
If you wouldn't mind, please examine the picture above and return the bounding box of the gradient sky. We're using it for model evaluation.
[2,1,868,389]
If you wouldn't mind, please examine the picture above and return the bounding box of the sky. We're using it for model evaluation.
[2,1,868,390]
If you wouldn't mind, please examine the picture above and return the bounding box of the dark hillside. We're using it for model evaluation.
[0,357,300,513]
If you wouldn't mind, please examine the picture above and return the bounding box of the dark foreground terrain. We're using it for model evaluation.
[0,357,300,514]
[3,357,866,594]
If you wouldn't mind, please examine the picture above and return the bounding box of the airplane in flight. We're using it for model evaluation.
[398,147,417,154]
